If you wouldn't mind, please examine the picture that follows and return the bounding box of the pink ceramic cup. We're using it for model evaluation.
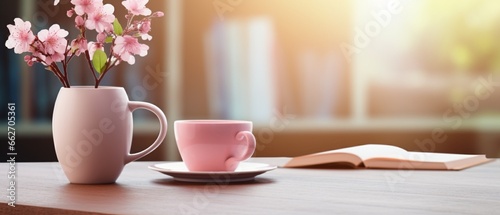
[53,86,167,184]
[174,120,256,172]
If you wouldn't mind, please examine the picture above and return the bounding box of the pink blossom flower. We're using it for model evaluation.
[122,0,152,16]
[67,9,75,17]
[139,20,152,40]
[87,42,104,60]
[75,16,85,28]
[71,0,103,16]
[70,37,88,56]
[96,32,107,43]
[31,41,64,65]
[37,24,69,55]
[113,35,149,64]
[85,4,115,33]
[54,0,60,6]
[5,18,36,54]
[36,24,69,65]
[30,41,44,56]
[24,55,36,66]
[44,52,65,65]
[152,11,164,18]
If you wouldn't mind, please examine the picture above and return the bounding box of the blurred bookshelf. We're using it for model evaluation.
[256,116,500,132]
[2,0,500,161]
[6,121,161,136]
[177,0,500,158]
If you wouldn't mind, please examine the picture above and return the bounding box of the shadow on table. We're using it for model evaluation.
[287,162,361,169]
[57,183,136,202]
[151,177,276,186]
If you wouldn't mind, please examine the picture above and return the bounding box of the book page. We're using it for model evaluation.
[287,144,490,170]
[315,144,410,161]
[284,152,363,167]
[406,152,478,162]
[364,151,489,170]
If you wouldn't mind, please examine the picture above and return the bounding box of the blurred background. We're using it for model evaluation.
[1,0,500,161]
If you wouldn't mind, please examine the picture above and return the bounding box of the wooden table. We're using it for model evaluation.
[1,158,499,214]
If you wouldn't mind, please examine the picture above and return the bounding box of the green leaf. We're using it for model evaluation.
[92,50,107,74]
[104,36,113,43]
[113,18,123,35]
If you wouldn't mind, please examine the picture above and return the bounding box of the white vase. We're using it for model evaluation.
[52,86,167,184]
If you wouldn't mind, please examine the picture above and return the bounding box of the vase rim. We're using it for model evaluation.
[61,86,124,90]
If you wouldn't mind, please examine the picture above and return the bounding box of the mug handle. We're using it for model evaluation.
[225,131,256,170]
[124,101,168,164]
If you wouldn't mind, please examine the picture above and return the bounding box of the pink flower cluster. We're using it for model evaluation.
[5,19,69,66]
[5,0,164,88]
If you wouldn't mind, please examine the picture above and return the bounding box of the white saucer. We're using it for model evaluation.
[148,162,277,183]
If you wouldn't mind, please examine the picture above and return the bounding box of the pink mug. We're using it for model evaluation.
[53,87,167,184]
[174,120,256,171]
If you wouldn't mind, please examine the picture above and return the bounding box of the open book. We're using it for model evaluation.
[283,144,491,170]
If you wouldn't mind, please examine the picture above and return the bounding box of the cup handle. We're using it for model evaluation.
[225,131,256,170]
[124,101,168,164]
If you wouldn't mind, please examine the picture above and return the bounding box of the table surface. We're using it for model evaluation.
[1,158,499,215]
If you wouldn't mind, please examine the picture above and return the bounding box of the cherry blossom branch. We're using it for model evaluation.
[28,41,70,88]
[49,64,69,88]
[52,64,69,88]
[5,0,164,88]
[125,14,135,33]
[94,37,118,87]
[84,50,100,88]
[96,56,119,87]
[62,46,71,83]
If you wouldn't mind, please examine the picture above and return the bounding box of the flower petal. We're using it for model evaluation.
[5,37,16,49]
[103,4,115,14]
[139,44,149,56]
[141,8,152,16]
[38,29,49,42]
